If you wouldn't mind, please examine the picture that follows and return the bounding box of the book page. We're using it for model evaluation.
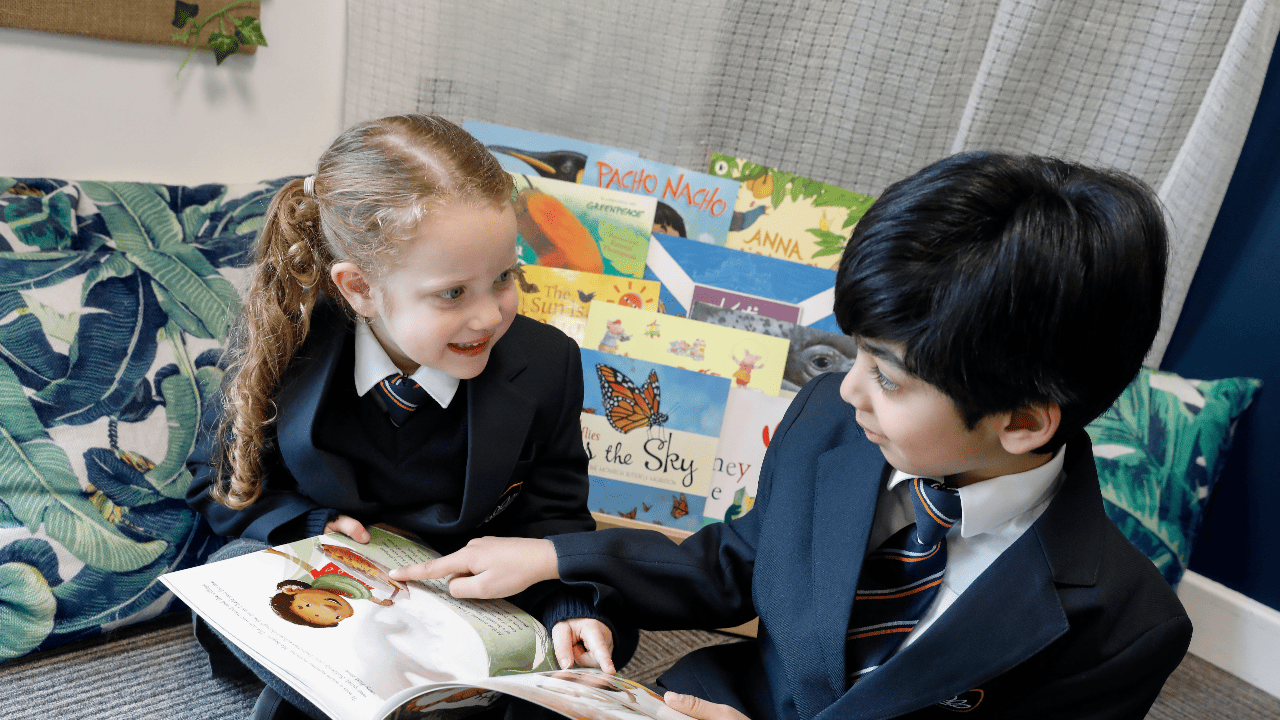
[380,668,694,720]
[161,528,555,720]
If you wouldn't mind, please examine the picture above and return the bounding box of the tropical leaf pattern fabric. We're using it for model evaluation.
[0,176,290,662]
[1088,367,1262,586]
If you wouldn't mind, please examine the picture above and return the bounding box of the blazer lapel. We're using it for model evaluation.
[784,439,883,720]
[453,338,536,529]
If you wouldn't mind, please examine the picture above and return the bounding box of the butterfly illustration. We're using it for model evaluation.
[671,493,689,519]
[578,290,596,303]
[596,364,669,433]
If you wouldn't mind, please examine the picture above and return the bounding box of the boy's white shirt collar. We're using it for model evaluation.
[886,444,1066,538]
[353,322,460,408]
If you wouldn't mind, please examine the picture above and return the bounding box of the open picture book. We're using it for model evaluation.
[160,527,689,720]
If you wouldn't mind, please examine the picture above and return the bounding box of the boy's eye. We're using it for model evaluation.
[872,366,900,392]
[437,287,464,300]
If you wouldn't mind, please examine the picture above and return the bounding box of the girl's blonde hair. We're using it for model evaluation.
[213,114,514,509]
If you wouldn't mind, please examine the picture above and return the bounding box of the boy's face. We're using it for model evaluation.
[839,338,1015,487]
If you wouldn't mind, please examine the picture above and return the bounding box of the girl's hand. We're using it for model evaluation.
[324,514,370,543]
[389,536,558,598]
[664,692,750,720]
[552,618,615,674]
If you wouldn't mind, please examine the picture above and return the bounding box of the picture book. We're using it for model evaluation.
[688,302,859,395]
[579,349,731,533]
[703,387,795,527]
[462,120,637,186]
[583,300,790,396]
[512,173,655,279]
[589,154,740,245]
[516,265,663,345]
[645,232,841,333]
[161,528,686,720]
[708,154,876,270]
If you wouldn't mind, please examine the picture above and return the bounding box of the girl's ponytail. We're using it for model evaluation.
[212,177,335,509]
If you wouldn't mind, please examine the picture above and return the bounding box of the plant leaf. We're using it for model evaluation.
[234,15,267,46]
[0,561,56,661]
[208,32,239,64]
[172,1,200,29]
[0,291,69,390]
[34,273,165,427]
[142,355,204,499]
[0,360,167,572]
[0,250,107,292]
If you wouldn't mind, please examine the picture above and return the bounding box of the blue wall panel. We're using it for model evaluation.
[1163,34,1280,612]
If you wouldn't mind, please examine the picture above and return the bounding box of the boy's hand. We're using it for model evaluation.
[664,692,750,720]
[324,514,370,543]
[388,536,559,598]
[552,618,615,674]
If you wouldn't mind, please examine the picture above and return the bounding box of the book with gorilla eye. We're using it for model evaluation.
[687,302,859,397]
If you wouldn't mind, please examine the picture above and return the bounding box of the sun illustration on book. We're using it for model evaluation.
[596,364,668,433]
[611,279,650,309]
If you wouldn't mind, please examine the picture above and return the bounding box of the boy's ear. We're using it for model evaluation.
[998,402,1061,455]
[331,261,377,318]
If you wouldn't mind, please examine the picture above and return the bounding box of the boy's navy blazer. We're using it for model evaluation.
[187,300,595,549]
[553,372,1192,720]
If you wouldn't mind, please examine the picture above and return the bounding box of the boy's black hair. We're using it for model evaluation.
[834,152,1168,452]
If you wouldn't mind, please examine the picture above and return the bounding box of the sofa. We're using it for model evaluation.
[0,175,1262,679]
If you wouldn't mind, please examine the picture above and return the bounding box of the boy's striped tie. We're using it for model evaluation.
[846,477,961,685]
[372,374,432,427]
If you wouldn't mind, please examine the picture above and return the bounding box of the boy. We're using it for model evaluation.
[391,153,1192,720]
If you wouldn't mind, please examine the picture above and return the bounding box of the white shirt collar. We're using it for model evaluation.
[887,444,1066,538]
[353,322,460,408]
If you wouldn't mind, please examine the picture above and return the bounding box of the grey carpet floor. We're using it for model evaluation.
[2,615,1276,719]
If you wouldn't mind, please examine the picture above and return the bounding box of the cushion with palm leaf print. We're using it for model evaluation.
[0,175,292,663]
[1087,366,1262,586]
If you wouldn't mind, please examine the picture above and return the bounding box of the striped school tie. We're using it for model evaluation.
[846,477,961,685]
[372,374,433,427]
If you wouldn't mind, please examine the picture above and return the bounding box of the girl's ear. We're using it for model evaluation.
[331,261,378,318]
[998,402,1061,455]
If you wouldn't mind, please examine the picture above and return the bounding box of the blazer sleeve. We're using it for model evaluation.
[548,372,821,630]
[996,613,1192,720]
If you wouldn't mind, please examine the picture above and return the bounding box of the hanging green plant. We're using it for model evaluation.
[171,1,267,77]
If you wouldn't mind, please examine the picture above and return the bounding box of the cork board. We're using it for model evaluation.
[0,0,260,55]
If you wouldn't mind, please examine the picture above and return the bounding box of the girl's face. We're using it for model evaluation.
[341,202,520,380]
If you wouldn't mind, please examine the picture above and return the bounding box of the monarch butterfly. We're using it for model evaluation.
[596,364,669,433]
[671,493,689,519]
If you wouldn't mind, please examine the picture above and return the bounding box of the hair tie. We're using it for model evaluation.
[302,175,316,197]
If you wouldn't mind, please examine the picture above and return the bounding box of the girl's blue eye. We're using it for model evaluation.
[438,287,464,300]
[496,269,514,284]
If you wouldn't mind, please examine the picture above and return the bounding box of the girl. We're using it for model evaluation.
[185,115,621,720]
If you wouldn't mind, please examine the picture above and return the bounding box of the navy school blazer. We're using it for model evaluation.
[186,299,597,550]
[552,372,1192,720]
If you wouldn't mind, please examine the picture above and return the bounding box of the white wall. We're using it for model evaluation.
[0,0,346,185]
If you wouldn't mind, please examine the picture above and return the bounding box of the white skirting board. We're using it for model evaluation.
[1178,570,1280,698]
